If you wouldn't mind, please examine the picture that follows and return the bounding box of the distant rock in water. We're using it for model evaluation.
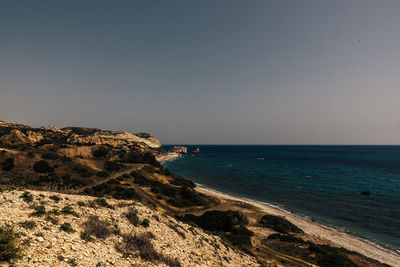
[360,191,371,196]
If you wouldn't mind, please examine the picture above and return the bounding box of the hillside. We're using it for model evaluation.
[0,121,395,267]
[0,189,257,266]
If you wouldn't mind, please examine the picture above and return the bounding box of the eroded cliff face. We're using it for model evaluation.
[0,121,161,149]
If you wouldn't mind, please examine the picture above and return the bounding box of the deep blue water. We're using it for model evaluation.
[163,145,400,251]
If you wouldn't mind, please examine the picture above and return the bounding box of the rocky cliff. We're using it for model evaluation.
[0,121,161,149]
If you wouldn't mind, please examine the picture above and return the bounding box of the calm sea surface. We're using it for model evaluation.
[163,145,400,251]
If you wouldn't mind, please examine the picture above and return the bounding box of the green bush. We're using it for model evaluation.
[80,231,93,242]
[30,206,46,217]
[95,171,109,178]
[49,195,61,202]
[20,191,33,202]
[18,220,36,230]
[140,219,150,228]
[1,158,14,171]
[0,224,22,263]
[92,147,110,159]
[41,152,59,160]
[61,206,78,216]
[95,198,113,209]
[33,160,54,173]
[60,223,75,233]
[259,215,303,234]
[104,161,123,172]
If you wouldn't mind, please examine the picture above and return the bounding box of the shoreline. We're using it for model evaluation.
[195,183,400,267]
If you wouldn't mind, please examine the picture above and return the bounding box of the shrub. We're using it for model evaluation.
[92,147,110,159]
[30,206,46,217]
[49,195,61,202]
[186,210,247,232]
[125,151,161,167]
[104,161,123,172]
[116,233,181,266]
[140,219,150,228]
[125,208,140,226]
[232,225,254,236]
[83,216,111,239]
[20,191,33,202]
[45,215,59,225]
[60,223,75,233]
[41,152,59,160]
[309,244,358,267]
[60,155,71,162]
[18,220,36,230]
[95,198,113,209]
[2,158,14,171]
[80,231,93,242]
[0,224,22,263]
[259,215,303,234]
[95,171,109,178]
[33,160,54,173]
[225,233,252,247]
[61,205,78,216]
[117,233,159,260]
[0,184,17,192]
[112,187,141,201]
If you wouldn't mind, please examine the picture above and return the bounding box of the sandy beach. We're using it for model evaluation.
[195,184,400,267]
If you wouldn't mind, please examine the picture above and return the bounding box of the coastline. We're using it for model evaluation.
[195,184,400,267]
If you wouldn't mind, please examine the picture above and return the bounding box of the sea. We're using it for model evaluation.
[162,145,400,252]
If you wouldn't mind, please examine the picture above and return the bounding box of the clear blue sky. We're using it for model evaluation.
[1,1,400,144]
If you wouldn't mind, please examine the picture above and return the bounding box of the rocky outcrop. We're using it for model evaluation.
[0,189,259,266]
[0,122,161,149]
[64,130,161,148]
[170,146,187,154]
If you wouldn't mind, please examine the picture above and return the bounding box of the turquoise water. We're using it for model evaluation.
[163,145,400,251]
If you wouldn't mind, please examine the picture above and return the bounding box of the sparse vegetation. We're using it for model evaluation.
[0,224,23,263]
[45,215,59,225]
[30,206,46,217]
[1,158,15,171]
[61,205,78,216]
[116,233,181,267]
[18,220,36,230]
[20,191,33,202]
[41,152,59,160]
[33,160,54,173]
[80,231,93,242]
[104,161,122,172]
[125,208,140,226]
[83,216,111,239]
[60,223,75,233]
[259,214,303,234]
[49,195,61,202]
[92,147,110,159]
[140,218,150,228]
[95,198,113,209]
